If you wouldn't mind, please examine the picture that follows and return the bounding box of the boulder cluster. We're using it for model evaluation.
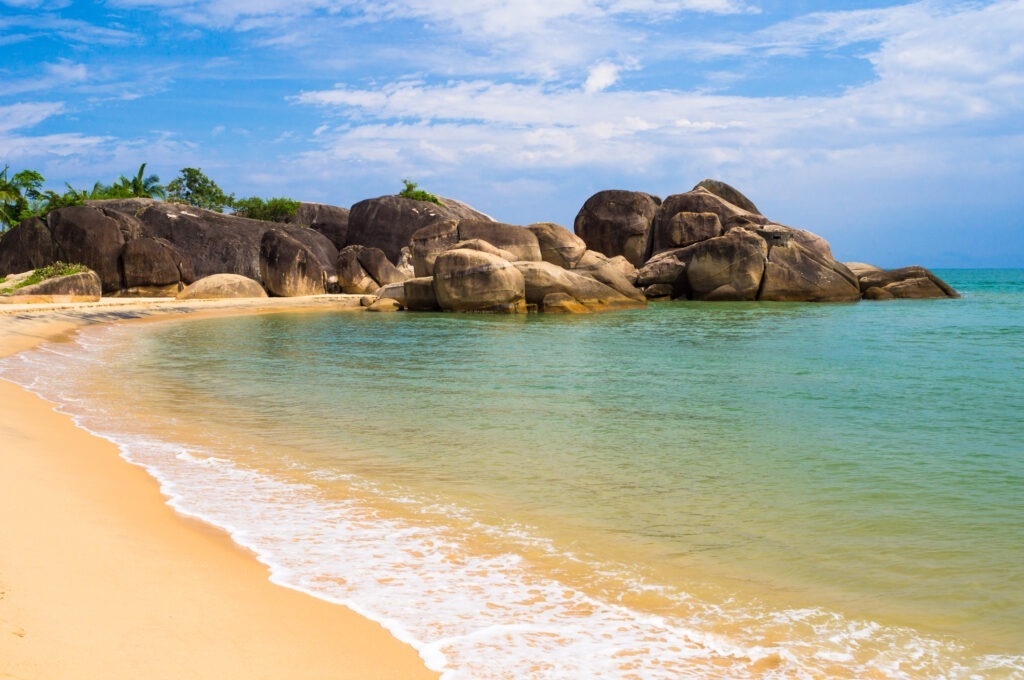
[0,180,958,311]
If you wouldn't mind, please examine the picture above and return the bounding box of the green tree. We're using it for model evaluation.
[166,167,234,212]
[397,179,442,206]
[0,166,45,229]
[107,162,164,199]
[233,196,300,222]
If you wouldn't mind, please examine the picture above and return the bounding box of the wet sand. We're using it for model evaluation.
[0,296,437,680]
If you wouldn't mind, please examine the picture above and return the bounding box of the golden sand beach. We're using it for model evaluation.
[0,297,437,680]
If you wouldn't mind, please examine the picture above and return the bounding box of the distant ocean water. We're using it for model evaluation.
[3,269,1022,679]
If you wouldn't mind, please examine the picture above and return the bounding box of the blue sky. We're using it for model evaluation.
[2,0,1023,267]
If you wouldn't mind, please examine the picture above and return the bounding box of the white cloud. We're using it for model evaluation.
[0,60,89,96]
[583,62,621,94]
[0,102,66,133]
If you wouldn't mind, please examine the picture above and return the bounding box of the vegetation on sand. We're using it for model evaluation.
[398,179,443,206]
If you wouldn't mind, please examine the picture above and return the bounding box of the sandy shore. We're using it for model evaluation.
[0,297,438,680]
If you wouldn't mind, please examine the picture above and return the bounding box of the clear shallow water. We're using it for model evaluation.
[3,269,1022,678]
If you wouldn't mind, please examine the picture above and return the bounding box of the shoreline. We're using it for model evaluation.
[0,296,439,680]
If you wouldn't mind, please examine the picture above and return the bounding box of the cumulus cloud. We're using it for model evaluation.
[583,62,621,93]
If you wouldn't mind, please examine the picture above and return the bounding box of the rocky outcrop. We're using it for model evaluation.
[410,220,541,277]
[651,187,768,255]
[759,242,861,302]
[857,266,959,299]
[526,223,588,269]
[403,276,440,311]
[574,251,645,302]
[287,202,350,250]
[680,229,768,301]
[514,261,645,312]
[432,248,526,313]
[694,179,762,215]
[336,245,407,295]
[574,190,661,267]
[0,218,56,276]
[259,229,328,297]
[120,237,193,296]
[176,274,267,299]
[366,297,403,312]
[48,206,141,292]
[0,270,102,303]
[347,195,491,263]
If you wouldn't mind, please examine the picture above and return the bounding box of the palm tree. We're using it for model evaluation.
[121,163,165,199]
[0,165,45,230]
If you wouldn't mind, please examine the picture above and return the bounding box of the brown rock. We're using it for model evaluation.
[652,187,768,254]
[636,249,688,287]
[120,237,191,290]
[844,262,883,278]
[287,202,350,250]
[659,212,723,250]
[374,282,407,306]
[514,261,645,312]
[336,245,407,295]
[863,286,896,300]
[457,220,542,263]
[574,250,646,302]
[48,206,142,292]
[573,190,661,267]
[526,222,587,269]
[403,276,440,311]
[694,179,762,215]
[366,297,403,312]
[683,229,768,301]
[432,248,526,313]
[759,243,861,302]
[858,266,959,299]
[259,229,328,297]
[410,219,460,277]
[0,217,56,276]
[451,239,518,262]
[4,270,102,302]
[176,274,267,299]
[541,292,591,314]
[643,284,674,299]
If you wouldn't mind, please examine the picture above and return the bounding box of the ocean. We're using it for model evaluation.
[3,269,1022,678]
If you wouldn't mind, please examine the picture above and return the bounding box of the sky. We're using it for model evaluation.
[2,0,1023,267]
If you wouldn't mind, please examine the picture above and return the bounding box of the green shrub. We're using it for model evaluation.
[398,179,442,206]
[12,262,89,290]
[233,196,300,222]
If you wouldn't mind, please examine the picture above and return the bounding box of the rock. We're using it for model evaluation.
[287,202,350,250]
[857,266,959,299]
[643,283,674,298]
[656,212,723,251]
[541,292,590,314]
[347,195,491,263]
[863,286,895,300]
[176,274,267,299]
[259,229,328,296]
[514,261,645,312]
[451,239,518,262]
[636,249,688,288]
[396,247,415,277]
[457,220,542,263]
[410,219,541,277]
[694,179,762,215]
[432,248,526,313]
[47,206,142,292]
[404,276,440,311]
[0,218,57,276]
[683,228,768,301]
[336,245,407,295]
[120,237,191,292]
[574,250,646,302]
[759,243,861,302]
[360,296,375,306]
[651,187,768,255]
[374,281,407,306]
[574,190,661,267]
[410,219,460,277]
[366,297,403,312]
[526,222,587,269]
[844,262,883,278]
[2,270,102,302]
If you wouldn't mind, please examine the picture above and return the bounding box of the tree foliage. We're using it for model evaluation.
[398,179,443,206]
[232,196,300,222]
[166,167,234,212]
[0,166,44,229]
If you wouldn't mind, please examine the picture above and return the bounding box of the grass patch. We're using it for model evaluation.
[398,179,443,206]
[10,262,89,291]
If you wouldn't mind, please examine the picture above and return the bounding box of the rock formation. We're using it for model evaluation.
[176,274,268,300]
[574,190,661,267]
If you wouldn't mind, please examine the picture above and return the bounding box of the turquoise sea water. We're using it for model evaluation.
[3,269,1022,678]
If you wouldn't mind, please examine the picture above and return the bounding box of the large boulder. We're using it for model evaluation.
[651,187,768,255]
[694,179,762,215]
[0,217,57,276]
[47,206,142,292]
[574,190,661,267]
[287,202,350,250]
[432,248,526,313]
[682,228,768,301]
[526,223,587,269]
[514,261,646,312]
[403,276,440,311]
[176,274,267,300]
[636,248,690,288]
[574,251,646,302]
[1,270,102,303]
[336,245,406,295]
[410,219,541,277]
[759,242,861,302]
[857,266,959,299]
[120,237,193,296]
[346,195,491,263]
[259,229,328,296]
